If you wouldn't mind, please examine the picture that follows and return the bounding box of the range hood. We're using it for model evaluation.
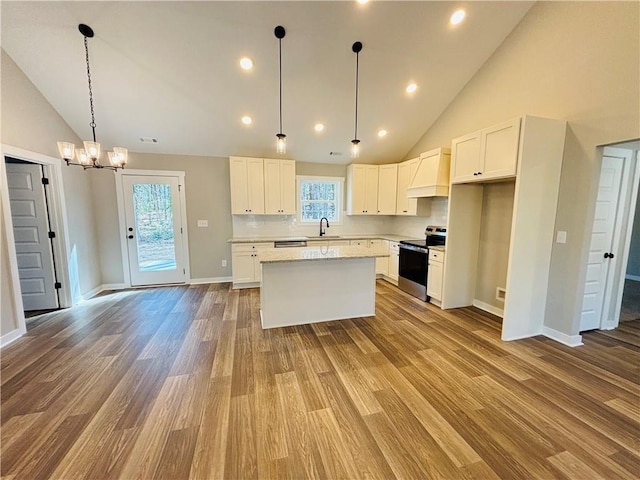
[406,147,451,198]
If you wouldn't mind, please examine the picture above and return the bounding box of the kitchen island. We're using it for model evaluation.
[258,245,389,329]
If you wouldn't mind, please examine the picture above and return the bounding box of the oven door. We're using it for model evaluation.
[398,244,428,301]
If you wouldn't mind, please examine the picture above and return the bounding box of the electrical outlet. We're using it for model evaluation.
[221,259,227,267]
[556,231,567,244]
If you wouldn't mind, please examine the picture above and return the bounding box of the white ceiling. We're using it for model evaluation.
[1,1,533,164]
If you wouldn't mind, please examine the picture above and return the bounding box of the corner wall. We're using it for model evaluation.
[404,1,640,337]
[1,50,102,311]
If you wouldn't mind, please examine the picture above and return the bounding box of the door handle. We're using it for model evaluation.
[604,252,615,259]
[128,235,134,239]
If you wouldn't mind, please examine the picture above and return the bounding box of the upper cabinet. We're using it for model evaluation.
[377,164,398,215]
[264,159,296,214]
[406,147,451,197]
[451,117,521,184]
[347,164,379,215]
[396,158,419,215]
[229,156,295,215]
[230,156,265,214]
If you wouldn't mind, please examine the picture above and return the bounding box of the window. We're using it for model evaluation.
[297,176,343,224]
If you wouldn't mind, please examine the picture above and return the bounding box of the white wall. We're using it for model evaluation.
[403,1,640,337]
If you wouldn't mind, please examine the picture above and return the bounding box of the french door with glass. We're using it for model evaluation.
[121,174,186,286]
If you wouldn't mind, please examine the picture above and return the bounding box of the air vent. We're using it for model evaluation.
[140,137,158,143]
[329,151,343,156]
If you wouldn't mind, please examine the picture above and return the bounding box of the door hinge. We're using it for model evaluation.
[181,227,183,234]
[42,177,50,185]
[183,268,186,274]
[54,282,62,289]
[48,231,56,239]
[178,184,182,191]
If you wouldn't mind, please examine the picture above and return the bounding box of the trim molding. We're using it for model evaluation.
[81,283,127,301]
[542,326,583,347]
[190,276,232,285]
[625,274,640,281]
[472,299,504,318]
[1,326,26,348]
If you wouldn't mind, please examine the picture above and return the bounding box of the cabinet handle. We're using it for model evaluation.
[403,210,407,213]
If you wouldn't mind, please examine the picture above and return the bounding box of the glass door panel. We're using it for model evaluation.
[122,175,185,286]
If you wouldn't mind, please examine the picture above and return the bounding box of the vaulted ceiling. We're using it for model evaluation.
[2,1,533,164]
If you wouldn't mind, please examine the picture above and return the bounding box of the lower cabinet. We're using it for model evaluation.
[427,249,445,302]
[369,239,388,276]
[231,243,273,286]
[387,242,400,283]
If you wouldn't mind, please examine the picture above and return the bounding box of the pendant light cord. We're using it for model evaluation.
[84,35,97,142]
[278,37,283,135]
[354,50,359,141]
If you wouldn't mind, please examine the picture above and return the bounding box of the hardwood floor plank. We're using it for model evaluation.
[2,282,638,479]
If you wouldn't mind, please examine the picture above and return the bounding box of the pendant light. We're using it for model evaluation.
[57,24,127,170]
[274,25,287,154]
[351,41,363,159]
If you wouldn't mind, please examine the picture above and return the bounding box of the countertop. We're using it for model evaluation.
[229,234,412,244]
[257,245,390,263]
[430,246,446,252]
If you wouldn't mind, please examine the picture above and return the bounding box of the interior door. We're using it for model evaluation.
[580,155,624,331]
[6,162,58,310]
[122,175,186,286]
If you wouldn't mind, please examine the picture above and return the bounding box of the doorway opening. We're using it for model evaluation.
[5,158,60,315]
[115,169,190,287]
[580,142,640,334]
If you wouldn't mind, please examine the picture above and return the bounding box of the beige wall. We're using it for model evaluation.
[1,50,102,315]
[95,153,233,284]
[404,2,640,336]
[475,182,515,311]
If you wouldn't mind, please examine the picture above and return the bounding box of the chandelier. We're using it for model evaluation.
[57,24,127,170]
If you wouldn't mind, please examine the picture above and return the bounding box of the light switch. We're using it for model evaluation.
[197,220,208,228]
[556,231,567,244]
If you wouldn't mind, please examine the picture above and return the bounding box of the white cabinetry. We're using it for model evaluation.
[264,159,296,214]
[377,165,398,215]
[230,157,265,214]
[387,242,400,283]
[396,158,419,215]
[451,118,521,184]
[232,242,272,287]
[443,115,567,341]
[369,239,388,275]
[427,249,444,302]
[346,165,379,215]
[349,239,367,247]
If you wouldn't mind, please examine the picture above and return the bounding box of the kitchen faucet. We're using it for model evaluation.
[319,217,330,236]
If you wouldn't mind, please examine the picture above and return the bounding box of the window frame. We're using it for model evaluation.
[296,175,344,225]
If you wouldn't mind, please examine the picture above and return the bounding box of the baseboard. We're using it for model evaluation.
[625,274,640,281]
[81,283,126,301]
[542,326,583,347]
[190,276,232,285]
[472,299,504,318]
[1,326,26,348]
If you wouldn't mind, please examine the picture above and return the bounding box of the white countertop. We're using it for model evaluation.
[229,233,411,244]
[258,245,389,263]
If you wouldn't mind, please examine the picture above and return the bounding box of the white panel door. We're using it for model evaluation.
[6,163,58,310]
[580,156,624,331]
[122,175,186,286]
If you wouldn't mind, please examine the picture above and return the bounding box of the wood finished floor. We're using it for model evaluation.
[2,281,639,479]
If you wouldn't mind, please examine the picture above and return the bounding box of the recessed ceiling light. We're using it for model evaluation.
[406,83,418,94]
[314,123,325,132]
[357,0,369,4]
[239,57,253,70]
[241,116,252,125]
[378,130,387,137]
[450,9,466,25]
